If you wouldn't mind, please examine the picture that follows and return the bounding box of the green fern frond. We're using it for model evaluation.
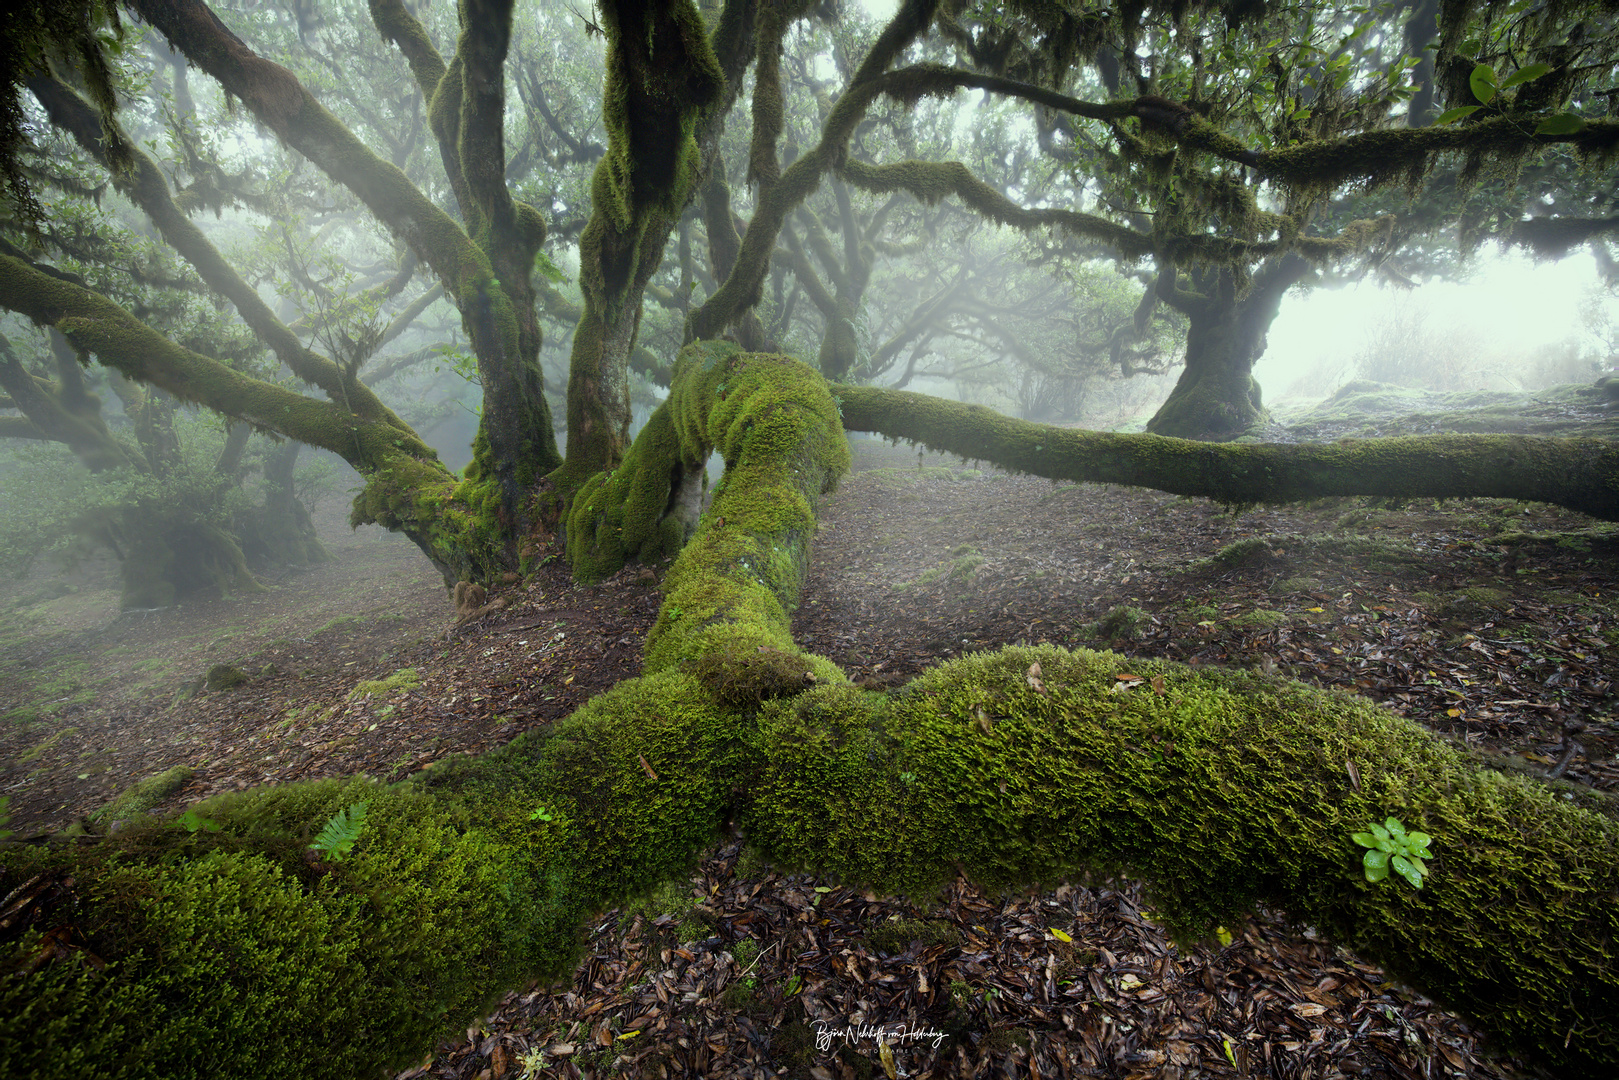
[309,801,368,862]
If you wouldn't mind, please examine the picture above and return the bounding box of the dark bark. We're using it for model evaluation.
[552,0,745,495]
[1145,256,1312,440]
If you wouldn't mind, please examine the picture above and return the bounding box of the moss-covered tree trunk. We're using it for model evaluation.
[550,0,730,495]
[1145,256,1310,440]
[367,0,561,520]
[128,0,562,544]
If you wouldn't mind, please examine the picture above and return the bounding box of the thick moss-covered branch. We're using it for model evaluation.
[1255,114,1619,194]
[565,343,851,673]
[744,648,1619,1075]
[834,383,1619,520]
[366,0,448,108]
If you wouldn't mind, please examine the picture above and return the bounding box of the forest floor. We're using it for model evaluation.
[4,386,1619,1079]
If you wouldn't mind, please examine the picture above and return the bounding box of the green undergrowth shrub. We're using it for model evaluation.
[1092,604,1149,640]
[1,777,573,1080]
[744,645,1619,1076]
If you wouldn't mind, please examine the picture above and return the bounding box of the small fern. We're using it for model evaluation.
[309,801,368,862]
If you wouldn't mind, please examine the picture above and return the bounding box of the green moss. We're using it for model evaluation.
[1210,537,1271,568]
[831,384,1619,522]
[1233,608,1287,628]
[618,876,701,926]
[577,346,850,674]
[350,668,422,699]
[688,646,819,709]
[9,637,1619,1076]
[93,764,194,824]
[866,916,961,955]
[205,664,249,692]
[1,777,567,1080]
[412,668,753,916]
[1094,605,1149,640]
[747,645,1619,1072]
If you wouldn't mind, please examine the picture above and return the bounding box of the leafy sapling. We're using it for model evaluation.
[1352,816,1431,889]
[309,801,369,863]
[177,808,220,833]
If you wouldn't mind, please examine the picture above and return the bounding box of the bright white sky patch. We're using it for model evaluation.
[1258,251,1614,399]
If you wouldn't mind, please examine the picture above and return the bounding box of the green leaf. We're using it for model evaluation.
[1469,63,1497,104]
[1369,822,1391,842]
[1393,856,1425,889]
[1406,831,1432,854]
[1534,113,1586,136]
[1499,62,1552,89]
[1350,831,1378,848]
[310,801,368,863]
[1363,849,1390,882]
[1384,816,1406,837]
[178,809,220,833]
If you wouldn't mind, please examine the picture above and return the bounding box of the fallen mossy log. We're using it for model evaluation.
[4,362,1616,1078]
[833,383,1619,521]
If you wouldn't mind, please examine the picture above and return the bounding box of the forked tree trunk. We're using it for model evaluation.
[1146,256,1310,440]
